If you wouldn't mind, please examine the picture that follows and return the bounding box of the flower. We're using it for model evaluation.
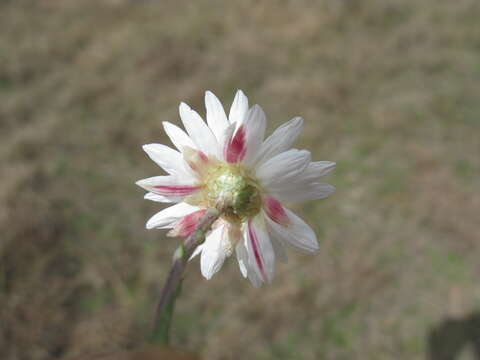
[136,90,335,287]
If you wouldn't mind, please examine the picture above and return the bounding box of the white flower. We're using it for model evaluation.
[136,90,335,287]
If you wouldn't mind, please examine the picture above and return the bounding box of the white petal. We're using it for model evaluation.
[245,215,275,283]
[144,192,175,203]
[142,144,192,178]
[301,161,336,181]
[229,89,249,125]
[252,117,304,168]
[136,175,182,190]
[237,238,262,287]
[179,102,219,157]
[162,121,195,152]
[247,265,262,288]
[189,244,204,260]
[220,122,236,161]
[145,202,200,230]
[270,237,288,263]
[205,91,229,142]
[135,175,198,194]
[235,241,248,278]
[256,149,311,189]
[200,225,227,280]
[263,159,335,202]
[269,182,335,203]
[265,207,319,252]
[242,105,267,166]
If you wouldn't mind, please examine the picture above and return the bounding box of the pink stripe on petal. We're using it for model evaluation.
[183,146,210,173]
[153,185,200,197]
[263,195,290,226]
[225,125,246,163]
[198,150,209,163]
[248,220,267,282]
[168,209,206,237]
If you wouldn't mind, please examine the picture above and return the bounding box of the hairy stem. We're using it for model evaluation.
[150,207,220,344]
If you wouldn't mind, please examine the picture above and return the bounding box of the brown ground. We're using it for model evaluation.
[1,0,480,359]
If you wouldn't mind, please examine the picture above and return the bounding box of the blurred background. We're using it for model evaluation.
[1,0,480,359]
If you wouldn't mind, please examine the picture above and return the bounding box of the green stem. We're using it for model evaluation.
[150,208,220,344]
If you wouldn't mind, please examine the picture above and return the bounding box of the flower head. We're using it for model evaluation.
[136,90,335,287]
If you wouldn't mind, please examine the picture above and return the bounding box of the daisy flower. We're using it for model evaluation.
[136,90,335,287]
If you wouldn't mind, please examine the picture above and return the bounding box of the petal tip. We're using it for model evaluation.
[179,102,190,112]
[235,89,246,97]
[142,143,155,152]
[201,268,213,280]
[250,104,262,112]
[292,116,304,125]
[308,241,320,252]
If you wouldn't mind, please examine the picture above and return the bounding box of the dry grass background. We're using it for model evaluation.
[1,0,480,359]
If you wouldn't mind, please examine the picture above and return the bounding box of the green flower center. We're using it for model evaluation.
[203,163,262,222]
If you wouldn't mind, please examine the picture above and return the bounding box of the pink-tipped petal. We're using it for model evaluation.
[136,176,199,201]
[247,220,267,282]
[225,125,246,163]
[183,146,210,176]
[220,122,236,161]
[263,195,290,226]
[168,209,207,238]
[265,207,319,252]
[242,105,267,166]
[245,215,275,284]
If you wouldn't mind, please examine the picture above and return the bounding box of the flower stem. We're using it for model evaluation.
[150,207,220,344]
